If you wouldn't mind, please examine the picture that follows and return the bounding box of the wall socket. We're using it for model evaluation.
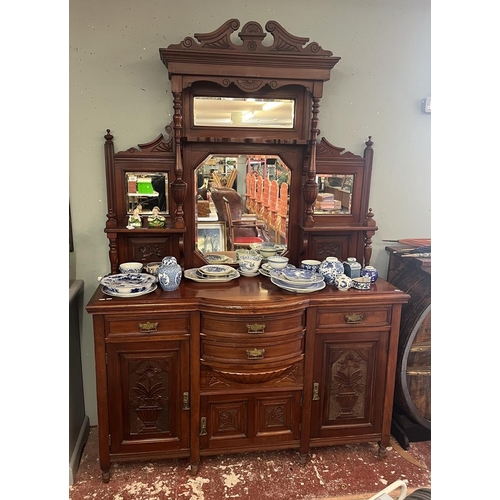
[421,97,431,114]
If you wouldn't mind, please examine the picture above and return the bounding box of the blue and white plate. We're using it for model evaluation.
[281,268,317,283]
[270,270,324,289]
[102,283,157,298]
[185,268,240,283]
[270,278,326,294]
[199,264,235,276]
[100,273,157,293]
[204,253,230,263]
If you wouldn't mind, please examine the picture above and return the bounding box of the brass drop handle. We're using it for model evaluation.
[246,348,265,359]
[246,323,266,333]
[138,321,159,333]
[344,314,363,324]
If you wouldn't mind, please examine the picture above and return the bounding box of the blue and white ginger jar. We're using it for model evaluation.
[158,256,182,291]
[361,265,379,283]
[319,257,345,285]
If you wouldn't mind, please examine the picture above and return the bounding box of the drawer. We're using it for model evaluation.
[201,310,304,336]
[105,314,190,337]
[316,306,392,330]
[201,331,304,364]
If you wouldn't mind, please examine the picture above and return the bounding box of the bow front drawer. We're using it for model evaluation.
[201,310,304,336]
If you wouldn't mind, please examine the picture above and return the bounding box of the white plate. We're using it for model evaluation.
[259,268,271,277]
[270,269,324,285]
[199,264,235,276]
[184,268,240,283]
[204,254,230,263]
[100,273,156,287]
[270,278,326,294]
[239,270,260,277]
[102,283,157,298]
[281,268,317,283]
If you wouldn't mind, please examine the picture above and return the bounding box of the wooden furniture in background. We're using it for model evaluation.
[386,245,431,449]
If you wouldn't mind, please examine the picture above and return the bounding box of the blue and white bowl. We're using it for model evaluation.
[267,255,289,269]
[119,262,143,274]
[361,265,379,283]
[352,277,371,290]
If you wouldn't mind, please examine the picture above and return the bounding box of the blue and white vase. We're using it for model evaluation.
[158,256,182,291]
[334,274,353,291]
[319,257,345,285]
[361,265,378,283]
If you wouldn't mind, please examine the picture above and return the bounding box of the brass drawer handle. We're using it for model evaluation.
[246,348,265,359]
[200,417,207,436]
[138,321,159,333]
[344,314,363,324]
[246,323,265,333]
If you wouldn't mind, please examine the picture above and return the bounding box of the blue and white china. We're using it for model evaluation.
[102,283,158,298]
[144,261,162,275]
[270,269,324,288]
[352,277,371,290]
[300,259,321,273]
[343,257,361,278]
[118,262,143,274]
[238,253,262,273]
[282,268,316,282]
[250,242,286,258]
[185,268,240,282]
[334,274,353,291]
[270,277,326,294]
[204,253,230,263]
[199,264,235,276]
[158,256,182,291]
[100,273,156,293]
[360,265,379,283]
[236,249,259,261]
[318,257,345,285]
[267,255,289,269]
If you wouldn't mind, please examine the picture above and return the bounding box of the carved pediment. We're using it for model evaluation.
[316,137,361,159]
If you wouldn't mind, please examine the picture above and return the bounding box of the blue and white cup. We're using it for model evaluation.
[300,259,321,273]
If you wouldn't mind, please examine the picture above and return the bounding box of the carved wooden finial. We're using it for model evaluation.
[365,136,373,148]
[104,129,113,142]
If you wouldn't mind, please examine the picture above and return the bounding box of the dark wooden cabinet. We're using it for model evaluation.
[87,19,410,482]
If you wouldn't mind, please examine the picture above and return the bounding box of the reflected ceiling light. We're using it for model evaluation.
[262,101,285,111]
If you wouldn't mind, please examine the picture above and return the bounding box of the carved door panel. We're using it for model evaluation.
[106,339,190,455]
[199,391,301,452]
[310,332,388,440]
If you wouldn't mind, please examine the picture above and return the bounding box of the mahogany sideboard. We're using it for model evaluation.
[86,275,409,482]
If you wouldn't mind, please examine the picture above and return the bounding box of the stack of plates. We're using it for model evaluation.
[269,268,325,294]
[100,273,158,298]
[259,262,295,278]
[184,265,240,283]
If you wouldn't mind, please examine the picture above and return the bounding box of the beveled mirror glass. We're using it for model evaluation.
[193,97,295,128]
[125,172,169,214]
[194,155,291,259]
[314,174,354,214]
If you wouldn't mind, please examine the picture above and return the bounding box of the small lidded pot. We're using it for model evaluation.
[361,265,379,283]
[334,274,353,291]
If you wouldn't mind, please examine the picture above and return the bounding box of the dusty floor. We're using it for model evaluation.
[70,427,430,499]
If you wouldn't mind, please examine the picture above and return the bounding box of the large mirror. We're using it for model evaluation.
[314,174,354,214]
[193,97,295,128]
[194,155,291,260]
[125,172,169,215]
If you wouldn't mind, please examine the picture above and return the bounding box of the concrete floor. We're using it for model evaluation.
[69,427,430,499]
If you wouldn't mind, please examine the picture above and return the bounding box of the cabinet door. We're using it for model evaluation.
[200,391,301,453]
[106,339,190,455]
[310,331,388,441]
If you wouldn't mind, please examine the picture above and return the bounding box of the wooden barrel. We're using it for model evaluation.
[386,248,431,430]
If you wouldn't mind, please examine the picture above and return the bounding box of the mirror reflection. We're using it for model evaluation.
[125,172,169,215]
[195,155,291,259]
[314,174,354,214]
[193,97,295,128]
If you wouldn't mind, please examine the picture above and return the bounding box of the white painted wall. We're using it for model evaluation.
[69,0,431,425]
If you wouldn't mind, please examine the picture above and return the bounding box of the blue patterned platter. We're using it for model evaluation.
[185,268,240,282]
[204,253,230,263]
[199,264,235,276]
[100,273,157,293]
[270,270,324,288]
[102,283,157,298]
[271,277,326,294]
[281,268,318,283]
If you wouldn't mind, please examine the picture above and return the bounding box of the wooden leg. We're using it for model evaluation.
[298,453,308,465]
[378,442,388,458]
[102,470,110,483]
[190,462,199,476]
